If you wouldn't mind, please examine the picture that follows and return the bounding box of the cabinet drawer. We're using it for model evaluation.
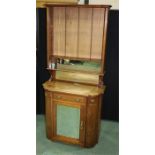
[53,93,86,103]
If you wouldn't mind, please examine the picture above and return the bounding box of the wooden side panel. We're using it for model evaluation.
[101,8,110,73]
[85,96,99,147]
[45,91,52,139]
[97,95,102,142]
[78,8,92,59]
[66,7,78,57]
[91,8,105,59]
[47,8,53,64]
[52,93,57,138]
[53,7,65,56]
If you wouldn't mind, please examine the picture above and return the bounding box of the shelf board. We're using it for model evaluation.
[46,68,104,76]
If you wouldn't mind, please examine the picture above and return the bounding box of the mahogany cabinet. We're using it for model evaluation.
[43,81,105,147]
[43,4,111,147]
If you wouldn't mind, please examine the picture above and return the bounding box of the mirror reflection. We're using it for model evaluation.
[56,58,101,73]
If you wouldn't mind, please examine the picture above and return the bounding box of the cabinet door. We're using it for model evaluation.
[52,101,86,146]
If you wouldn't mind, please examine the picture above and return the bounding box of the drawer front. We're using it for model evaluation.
[53,93,86,103]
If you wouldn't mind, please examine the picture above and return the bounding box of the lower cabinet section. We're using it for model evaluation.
[45,91,102,147]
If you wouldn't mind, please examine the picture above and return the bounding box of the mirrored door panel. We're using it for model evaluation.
[53,101,86,145]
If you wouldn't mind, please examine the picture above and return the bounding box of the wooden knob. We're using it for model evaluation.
[90,99,95,103]
[57,96,61,99]
[75,98,80,102]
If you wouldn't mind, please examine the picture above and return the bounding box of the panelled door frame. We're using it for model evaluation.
[52,100,86,146]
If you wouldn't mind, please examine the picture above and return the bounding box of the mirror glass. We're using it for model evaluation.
[56,58,101,73]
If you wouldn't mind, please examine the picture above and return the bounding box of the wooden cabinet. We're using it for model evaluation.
[43,4,111,147]
[44,85,105,147]
[43,81,105,147]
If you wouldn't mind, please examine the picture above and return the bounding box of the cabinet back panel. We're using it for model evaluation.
[53,7,66,56]
[51,7,106,60]
[78,8,92,59]
[91,8,105,59]
[66,7,78,57]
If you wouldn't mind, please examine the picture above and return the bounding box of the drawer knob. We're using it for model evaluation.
[75,98,80,102]
[90,99,95,103]
[56,96,61,99]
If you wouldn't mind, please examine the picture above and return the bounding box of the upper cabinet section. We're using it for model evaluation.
[47,5,111,61]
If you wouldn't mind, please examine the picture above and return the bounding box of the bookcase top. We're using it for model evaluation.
[46,4,112,8]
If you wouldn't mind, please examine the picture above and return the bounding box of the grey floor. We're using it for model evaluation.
[36,115,119,155]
